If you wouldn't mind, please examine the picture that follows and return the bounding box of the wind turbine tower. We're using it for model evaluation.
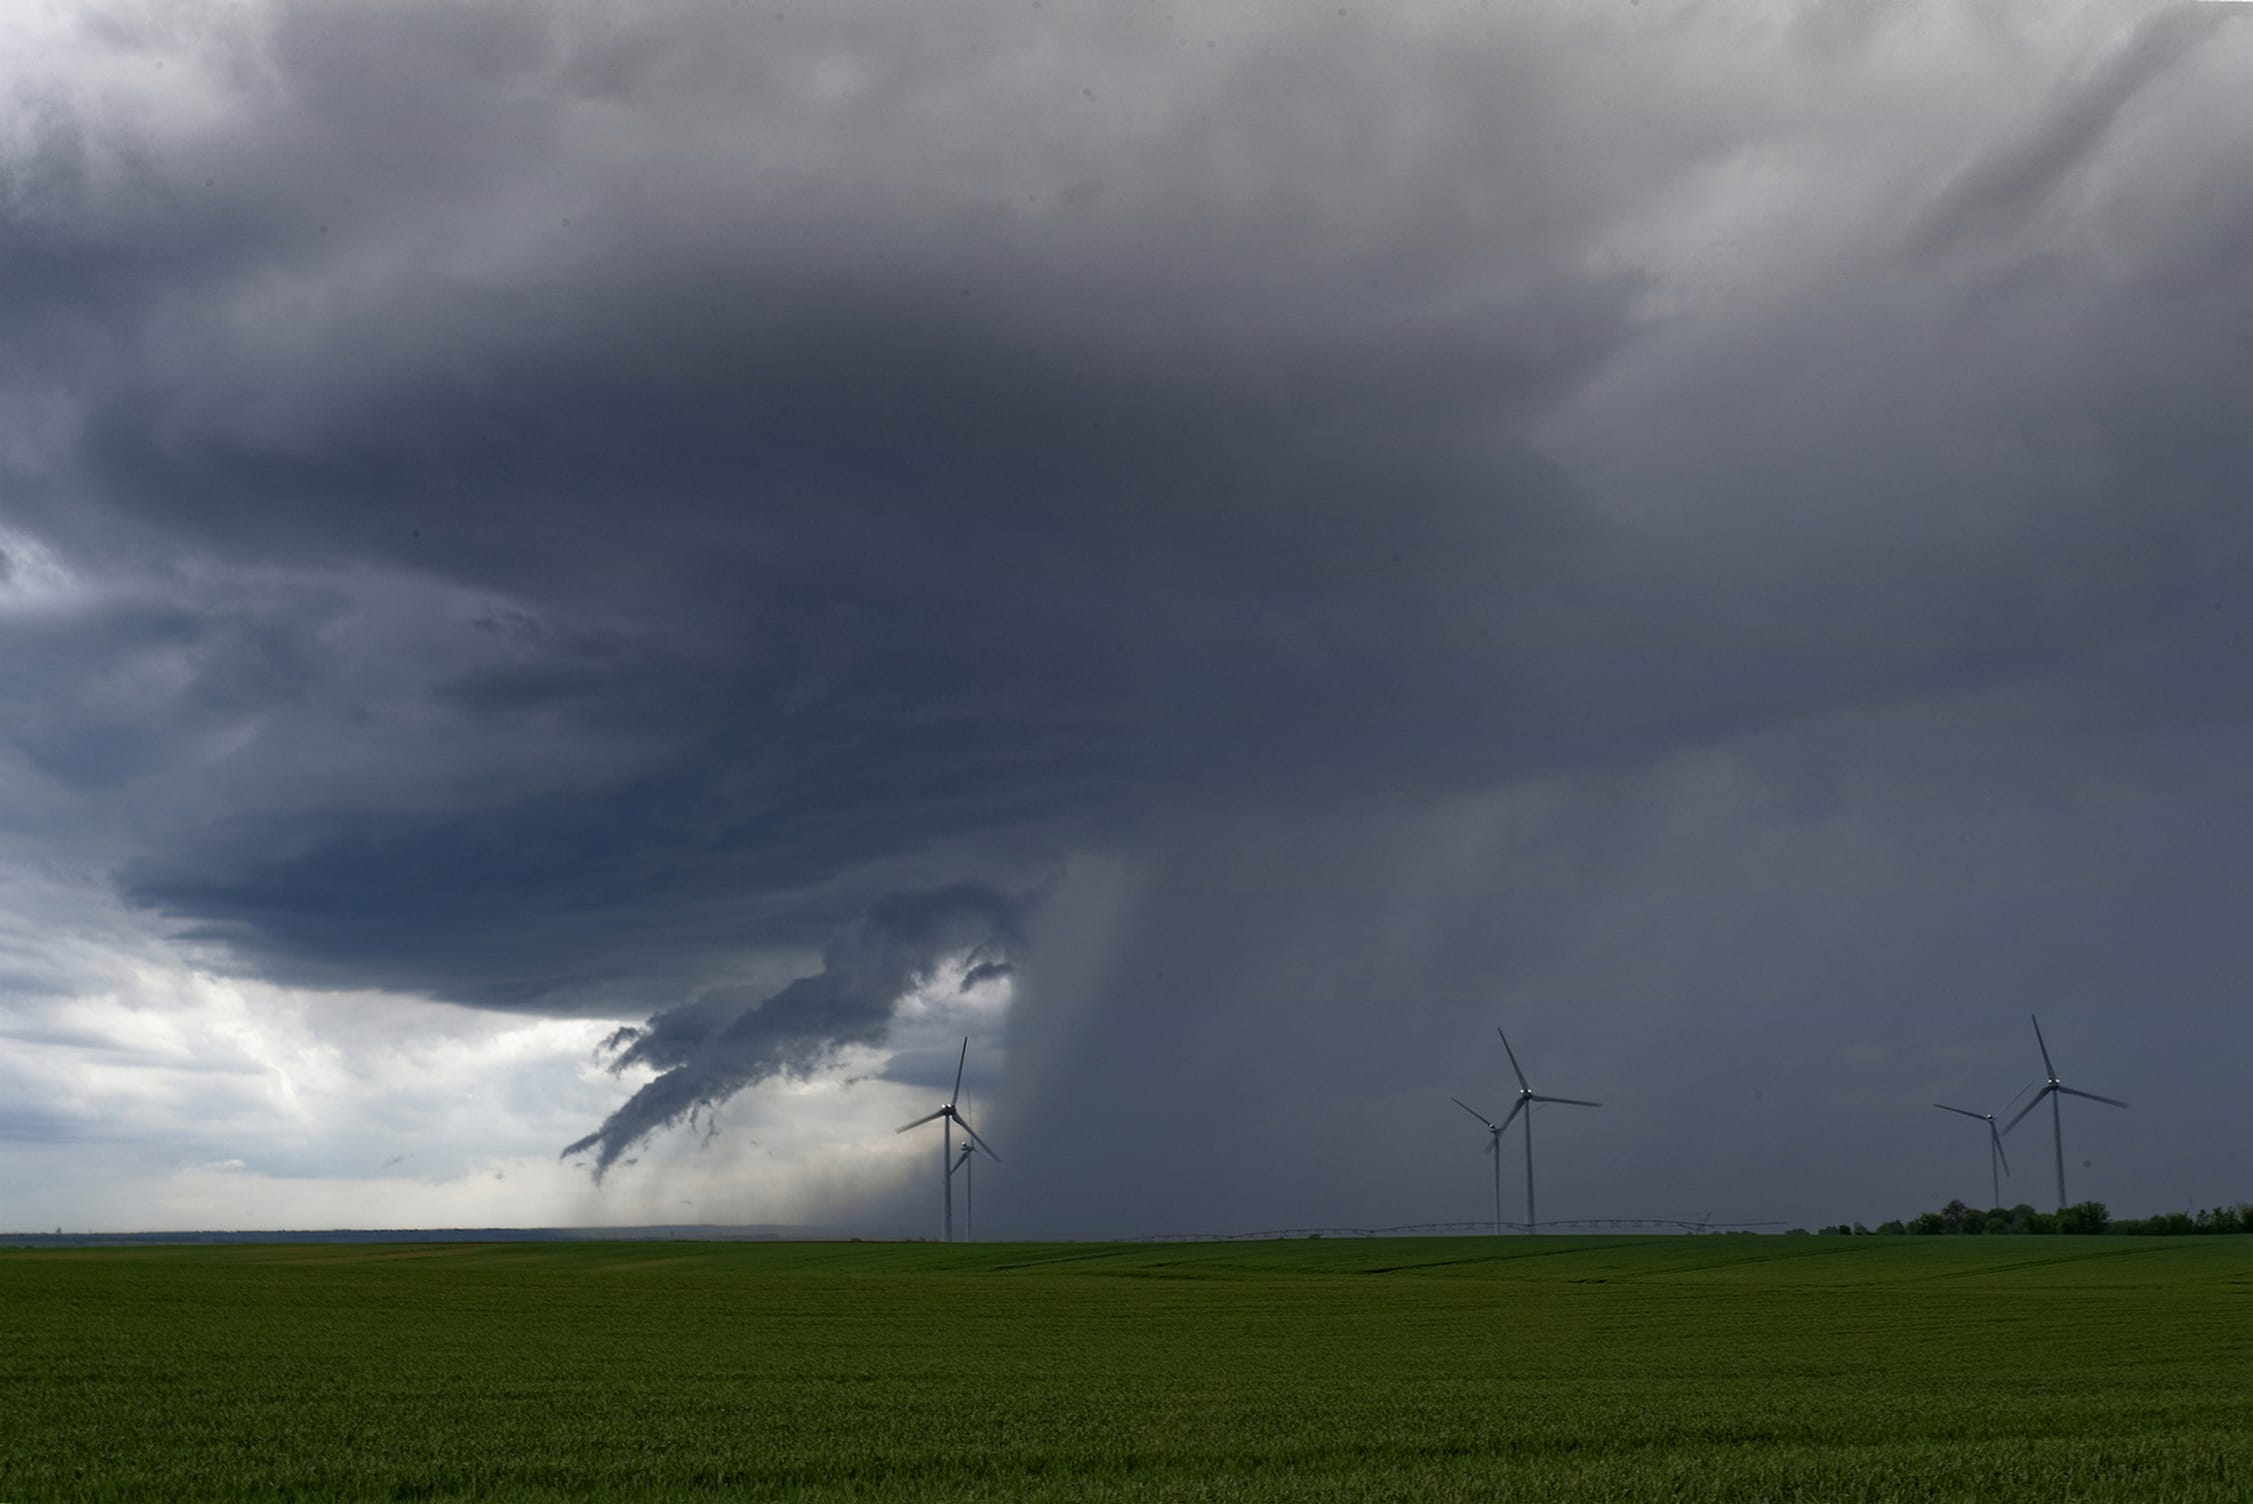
[1450,1098,1509,1235]
[1494,1029,1601,1234]
[1932,1102,2010,1207]
[897,1037,1001,1241]
[951,1141,988,1243]
[2000,1014,2125,1211]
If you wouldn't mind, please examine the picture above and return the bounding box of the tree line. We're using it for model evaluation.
[1788,1200,2253,1237]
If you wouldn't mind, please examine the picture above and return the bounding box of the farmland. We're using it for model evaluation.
[3,1236,2249,1501]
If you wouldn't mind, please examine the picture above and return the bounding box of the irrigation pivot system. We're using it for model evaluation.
[897,1037,1001,1242]
[1932,1102,2011,1207]
[2000,1014,2125,1211]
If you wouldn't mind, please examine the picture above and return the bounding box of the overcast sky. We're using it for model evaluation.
[4,0,2250,1238]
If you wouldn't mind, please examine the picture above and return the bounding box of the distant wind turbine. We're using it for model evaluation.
[897,1037,1001,1242]
[1932,1102,2011,1207]
[1494,1029,1601,1235]
[951,1141,989,1243]
[2000,1014,2125,1211]
[1450,1098,1510,1236]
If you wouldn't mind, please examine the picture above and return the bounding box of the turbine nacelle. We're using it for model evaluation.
[1934,1101,2012,1200]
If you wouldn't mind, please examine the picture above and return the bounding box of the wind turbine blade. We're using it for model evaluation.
[1482,1135,1496,1156]
[1533,1095,1601,1108]
[1990,1123,2010,1178]
[2030,1014,2055,1079]
[951,1036,969,1106]
[1451,1097,1500,1130]
[1498,1097,1528,1132]
[1496,1029,1531,1092]
[955,1116,1002,1163]
[2000,1085,2053,1136]
[1933,1104,1990,1122]
[896,1109,946,1134]
[2057,1086,2127,1109]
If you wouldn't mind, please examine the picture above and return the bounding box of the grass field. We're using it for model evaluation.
[3,1235,2249,1501]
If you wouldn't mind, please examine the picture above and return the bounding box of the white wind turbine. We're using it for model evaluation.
[1493,1029,1601,1235]
[1932,1102,2011,1208]
[896,1037,1000,1242]
[2001,1014,2124,1211]
[1450,1098,1510,1236]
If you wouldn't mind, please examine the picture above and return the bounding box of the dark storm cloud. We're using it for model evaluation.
[959,961,1011,992]
[563,882,1016,1177]
[8,0,1674,1011]
[5,0,2253,1223]
[1917,5,2226,259]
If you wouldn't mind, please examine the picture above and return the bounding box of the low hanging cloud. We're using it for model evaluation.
[562,883,1017,1178]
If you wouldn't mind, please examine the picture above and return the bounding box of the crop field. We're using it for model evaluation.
[3,1235,2249,1502]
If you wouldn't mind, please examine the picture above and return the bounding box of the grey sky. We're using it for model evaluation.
[2,0,2249,1236]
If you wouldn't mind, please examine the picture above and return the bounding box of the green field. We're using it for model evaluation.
[3,1235,2249,1501]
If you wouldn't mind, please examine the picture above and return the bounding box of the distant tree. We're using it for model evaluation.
[1856,1198,2252,1238]
[1785,1228,1812,1237]
[2192,1206,2247,1235]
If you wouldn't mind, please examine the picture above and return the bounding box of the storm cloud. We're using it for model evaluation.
[3,0,2251,1233]
[563,882,1017,1177]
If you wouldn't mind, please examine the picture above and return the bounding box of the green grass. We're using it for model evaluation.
[4,1236,2249,1500]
